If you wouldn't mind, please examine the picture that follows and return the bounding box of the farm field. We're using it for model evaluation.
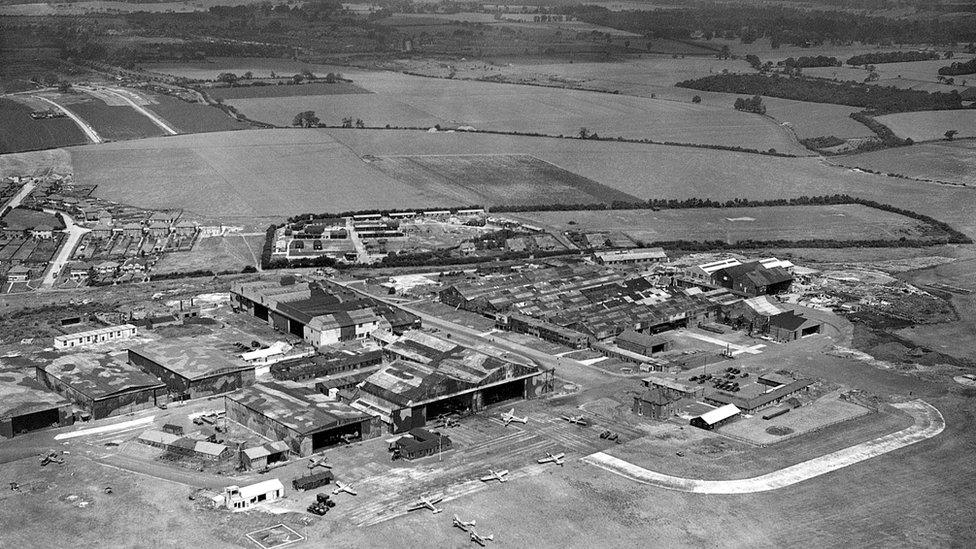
[66,95,167,141]
[0,0,273,15]
[225,70,806,154]
[368,154,639,207]
[839,140,976,187]
[0,97,88,153]
[51,128,976,238]
[874,110,976,142]
[207,81,369,101]
[143,58,355,81]
[144,95,250,134]
[804,56,974,95]
[504,204,936,244]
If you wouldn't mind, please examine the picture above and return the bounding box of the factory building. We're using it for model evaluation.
[594,247,668,266]
[128,339,255,400]
[351,334,553,433]
[0,371,74,438]
[36,352,166,419]
[712,261,794,297]
[270,340,383,382]
[768,311,823,342]
[225,382,380,456]
[231,279,420,347]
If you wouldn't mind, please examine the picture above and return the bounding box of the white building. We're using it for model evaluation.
[216,479,286,511]
[53,324,138,349]
[594,247,668,265]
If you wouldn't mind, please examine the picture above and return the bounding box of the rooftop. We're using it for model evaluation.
[697,403,741,425]
[228,382,371,435]
[39,352,165,400]
[129,338,251,380]
[0,369,71,419]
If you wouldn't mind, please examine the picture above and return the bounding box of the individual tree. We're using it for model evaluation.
[578,127,589,139]
[945,130,958,140]
[41,72,59,87]
[355,119,365,129]
[341,117,354,128]
[692,95,702,103]
[216,72,238,84]
[291,74,305,84]
[243,71,253,79]
[57,81,72,94]
[292,111,320,128]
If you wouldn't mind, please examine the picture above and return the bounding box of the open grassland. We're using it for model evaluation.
[875,110,976,142]
[153,234,262,273]
[369,154,639,207]
[224,70,805,154]
[505,204,935,244]
[840,140,976,187]
[145,95,250,134]
[804,56,975,95]
[207,81,369,101]
[0,98,88,153]
[67,96,166,141]
[59,128,976,240]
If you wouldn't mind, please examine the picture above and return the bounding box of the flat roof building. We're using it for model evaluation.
[36,352,166,419]
[53,324,138,350]
[594,248,668,265]
[705,379,814,413]
[225,382,379,456]
[0,370,74,438]
[128,339,255,400]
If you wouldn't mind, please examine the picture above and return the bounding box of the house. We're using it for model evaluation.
[768,311,822,342]
[690,403,740,430]
[95,210,113,225]
[712,261,793,296]
[122,257,151,273]
[123,223,143,239]
[30,224,55,239]
[173,221,197,237]
[147,221,170,238]
[91,224,114,239]
[65,262,91,281]
[94,260,120,276]
[241,441,290,470]
[6,265,32,282]
[459,242,476,256]
[632,388,682,420]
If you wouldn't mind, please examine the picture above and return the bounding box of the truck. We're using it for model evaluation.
[292,470,334,492]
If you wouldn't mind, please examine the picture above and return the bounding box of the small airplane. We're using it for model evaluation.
[561,415,588,426]
[308,457,332,469]
[39,452,64,466]
[469,529,494,546]
[500,408,527,426]
[332,481,357,496]
[452,514,476,532]
[407,495,444,514]
[537,452,566,466]
[339,432,359,445]
[480,469,509,483]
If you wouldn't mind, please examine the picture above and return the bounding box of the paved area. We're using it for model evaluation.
[681,331,766,355]
[581,399,944,494]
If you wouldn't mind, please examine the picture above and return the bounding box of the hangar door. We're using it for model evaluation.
[11,408,60,435]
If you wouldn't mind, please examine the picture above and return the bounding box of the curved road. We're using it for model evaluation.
[87,86,178,136]
[582,399,944,494]
[31,95,102,143]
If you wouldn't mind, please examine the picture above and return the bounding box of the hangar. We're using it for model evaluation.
[128,339,255,400]
[225,382,380,456]
[0,370,73,438]
[36,352,166,419]
[351,334,554,433]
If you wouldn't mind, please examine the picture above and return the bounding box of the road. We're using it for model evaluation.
[84,86,178,135]
[1,178,37,211]
[40,209,89,289]
[582,399,945,494]
[31,95,102,143]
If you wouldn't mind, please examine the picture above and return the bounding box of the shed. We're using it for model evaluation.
[242,440,290,469]
[690,403,740,430]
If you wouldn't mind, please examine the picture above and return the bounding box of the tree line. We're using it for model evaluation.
[676,73,967,114]
[939,58,976,76]
[847,51,941,66]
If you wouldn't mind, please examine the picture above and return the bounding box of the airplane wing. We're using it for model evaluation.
[428,496,443,504]
[498,470,509,476]
[480,475,494,482]
[553,453,565,459]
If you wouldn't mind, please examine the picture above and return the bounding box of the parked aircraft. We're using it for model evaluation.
[333,481,357,496]
[407,495,444,514]
[470,530,494,546]
[561,415,588,426]
[500,408,527,426]
[537,452,565,466]
[308,457,332,469]
[453,514,476,532]
[479,469,509,483]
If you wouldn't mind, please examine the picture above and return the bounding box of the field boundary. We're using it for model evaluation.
[581,399,943,494]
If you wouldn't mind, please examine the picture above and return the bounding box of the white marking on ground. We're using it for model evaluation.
[579,356,609,366]
[81,86,178,135]
[682,332,764,355]
[54,416,155,440]
[581,400,944,494]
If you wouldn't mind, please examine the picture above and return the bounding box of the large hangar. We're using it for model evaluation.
[351,333,554,433]
[128,339,255,400]
[0,370,74,438]
[36,352,166,419]
[225,382,380,456]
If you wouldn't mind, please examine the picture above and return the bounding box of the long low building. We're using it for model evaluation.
[36,352,166,419]
[351,333,554,433]
[0,370,74,438]
[231,279,420,347]
[128,338,255,400]
[271,340,383,382]
[225,382,380,456]
[53,324,138,349]
[705,379,814,413]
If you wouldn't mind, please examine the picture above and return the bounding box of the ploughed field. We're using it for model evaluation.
[505,204,941,244]
[0,98,88,153]
[67,96,167,141]
[145,95,250,134]
[221,70,805,154]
